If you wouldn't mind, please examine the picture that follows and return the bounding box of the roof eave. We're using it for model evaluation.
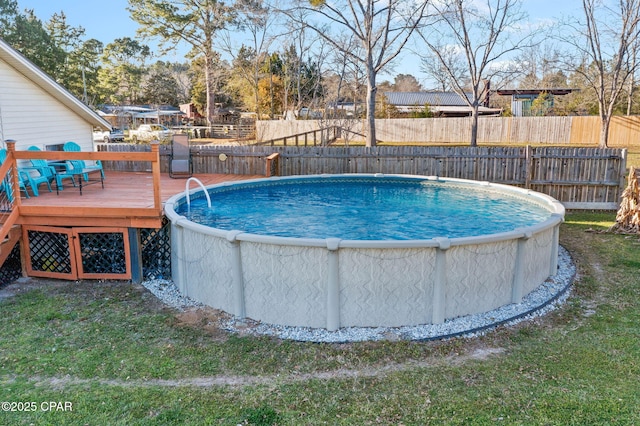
[0,38,111,131]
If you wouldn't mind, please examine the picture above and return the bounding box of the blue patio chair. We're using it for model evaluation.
[63,141,105,181]
[18,168,51,196]
[27,146,76,191]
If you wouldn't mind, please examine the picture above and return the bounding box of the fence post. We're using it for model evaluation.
[619,148,628,196]
[525,145,533,189]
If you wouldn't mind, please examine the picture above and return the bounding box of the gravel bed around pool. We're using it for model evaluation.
[141,246,575,343]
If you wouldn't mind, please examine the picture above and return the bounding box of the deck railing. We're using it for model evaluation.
[0,141,163,246]
[255,126,341,146]
[0,147,22,256]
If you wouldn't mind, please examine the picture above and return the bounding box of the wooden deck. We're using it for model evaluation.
[0,143,264,278]
[18,171,262,228]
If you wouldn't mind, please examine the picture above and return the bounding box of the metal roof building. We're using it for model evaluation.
[383,92,502,117]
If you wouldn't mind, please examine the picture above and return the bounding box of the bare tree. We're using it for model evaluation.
[417,0,535,146]
[281,0,431,147]
[626,42,638,115]
[562,0,640,147]
[324,34,367,118]
[220,0,278,117]
[420,44,469,92]
[280,9,326,116]
[128,0,235,126]
[515,43,565,88]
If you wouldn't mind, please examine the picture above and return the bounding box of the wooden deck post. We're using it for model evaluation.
[265,153,280,177]
[128,228,143,283]
[5,141,21,208]
[150,141,162,214]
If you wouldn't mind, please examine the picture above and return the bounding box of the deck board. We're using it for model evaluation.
[18,171,262,227]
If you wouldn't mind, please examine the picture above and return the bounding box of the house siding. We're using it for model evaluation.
[0,60,93,152]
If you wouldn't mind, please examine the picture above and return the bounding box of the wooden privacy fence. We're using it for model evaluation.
[257,116,640,146]
[99,144,627,209]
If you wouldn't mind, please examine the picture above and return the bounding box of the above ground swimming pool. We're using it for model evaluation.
[165,174,565,333]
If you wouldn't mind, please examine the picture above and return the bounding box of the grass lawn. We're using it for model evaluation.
[626,148,640,167]
[0,211,639,424]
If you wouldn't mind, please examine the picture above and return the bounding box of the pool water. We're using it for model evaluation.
[177,177,552,240]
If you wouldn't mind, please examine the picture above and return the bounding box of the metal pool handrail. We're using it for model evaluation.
[184,177,211,212]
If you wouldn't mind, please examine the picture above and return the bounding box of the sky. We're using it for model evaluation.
[16,0,579,86]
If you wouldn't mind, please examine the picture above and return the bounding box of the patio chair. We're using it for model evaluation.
[15,147,56,196]
[27,146,76,191]
[17,168,52,196]
[169,133,192,178]
[63,141,105,181]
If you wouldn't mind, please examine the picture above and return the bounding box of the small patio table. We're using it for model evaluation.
[49,161,104,196]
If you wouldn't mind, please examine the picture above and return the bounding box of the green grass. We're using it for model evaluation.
[625,147,640,167]
[1,212,640,424]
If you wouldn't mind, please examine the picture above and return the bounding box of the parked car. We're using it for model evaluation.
[128,124,172,142]
[93,128,125,143]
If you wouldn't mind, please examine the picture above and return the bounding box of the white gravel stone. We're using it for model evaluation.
[140,279,202,311]
[141,246,575,342]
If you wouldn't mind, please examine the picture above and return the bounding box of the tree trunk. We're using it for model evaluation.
[334,78,343,117]
[627,76,634,116]
[470,105,479,147]
[204,54,215,127]
[269,66,274,119]
[599,115,610,148]
[365,66,377,148]
[627,51,637,116]
[254,65,260,117]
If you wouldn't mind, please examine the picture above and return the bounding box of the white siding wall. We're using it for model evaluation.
[0,60,94,152]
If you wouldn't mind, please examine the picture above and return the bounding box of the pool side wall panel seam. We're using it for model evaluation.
[551,225,560,275]
[512,236,528,303]
[230,239,246,318]
[433,247,447,324]
[327,247,340,331]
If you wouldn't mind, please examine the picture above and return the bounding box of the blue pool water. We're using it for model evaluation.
[177,177,552,240]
